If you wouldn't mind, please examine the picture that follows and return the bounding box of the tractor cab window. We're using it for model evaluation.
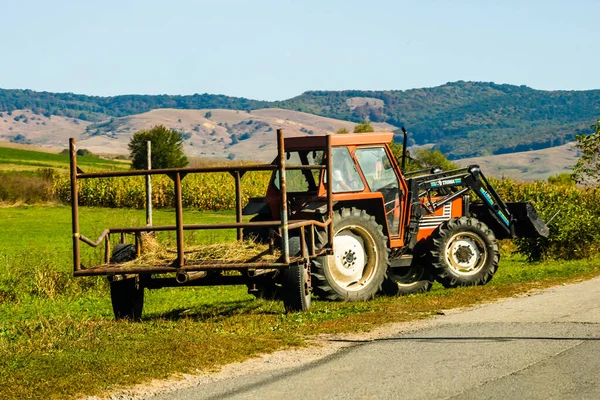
[355,147,398,191]
[355,147,401,236]
[329,147,365,193]
[274,150,323,193]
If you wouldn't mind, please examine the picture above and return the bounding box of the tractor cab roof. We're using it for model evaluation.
[284,132,395,151]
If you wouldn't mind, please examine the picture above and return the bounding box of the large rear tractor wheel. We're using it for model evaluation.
[382,261,433,296]
[312,208,388,301]
[429,217,499,288]
[109,243,144,321]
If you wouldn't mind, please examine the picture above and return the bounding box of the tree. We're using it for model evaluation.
[573,120,600,184]
[353,120,374,133]
[336,128,349,134]
[389,140,458,172]
[128,125,188,170]
[411,149,459,171]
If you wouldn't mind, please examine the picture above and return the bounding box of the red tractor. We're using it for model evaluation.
[68,129,547,318]
[243,129,548,301]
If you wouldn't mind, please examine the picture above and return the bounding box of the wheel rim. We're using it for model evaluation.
[331,225,378,291]
[444,232,487,276]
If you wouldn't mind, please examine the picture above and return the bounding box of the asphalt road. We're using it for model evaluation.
[152,278,600,400]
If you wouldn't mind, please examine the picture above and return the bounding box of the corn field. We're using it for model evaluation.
[54,172,271,210]
[53,173,600,261]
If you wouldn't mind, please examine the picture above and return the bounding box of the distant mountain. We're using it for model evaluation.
[456,142,579,181]
[0,90,266,121]
[1,81,599,159]
[0,108,394,161]
[275,82,600,159]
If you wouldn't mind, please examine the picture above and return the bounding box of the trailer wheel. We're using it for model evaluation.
[282,262,311,312]
[109,243,144,321]
[246,274,281,300]
[382,262,433,296]
[246,235,301,301]
[312,208,388,301]
[429,217,499,288]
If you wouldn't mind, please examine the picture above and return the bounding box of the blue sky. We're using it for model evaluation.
[1,0,598,100]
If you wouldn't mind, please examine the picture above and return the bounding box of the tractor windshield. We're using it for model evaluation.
[273,150,323,193]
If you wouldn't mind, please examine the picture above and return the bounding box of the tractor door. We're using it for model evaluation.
[355,147,402,237]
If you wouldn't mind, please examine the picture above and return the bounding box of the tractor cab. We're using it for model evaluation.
[246,132,409,244]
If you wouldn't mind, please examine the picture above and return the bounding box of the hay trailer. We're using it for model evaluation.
[68,129,331,319]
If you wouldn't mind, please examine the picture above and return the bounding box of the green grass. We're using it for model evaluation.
[0,146,128,171]
[1,206,599,399]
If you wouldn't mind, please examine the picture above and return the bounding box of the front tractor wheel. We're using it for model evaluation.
[429,217,499,288]
[312,208,388,301]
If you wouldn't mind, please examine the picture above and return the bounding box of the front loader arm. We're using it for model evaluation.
[410,165,548,239]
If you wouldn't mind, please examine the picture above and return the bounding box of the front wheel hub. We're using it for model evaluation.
[445,232,487,275]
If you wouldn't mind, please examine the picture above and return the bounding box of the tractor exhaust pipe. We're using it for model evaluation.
[176,271,207,284]
[401,127,408,172]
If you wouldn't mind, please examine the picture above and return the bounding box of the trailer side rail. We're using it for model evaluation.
[69,129,334,275]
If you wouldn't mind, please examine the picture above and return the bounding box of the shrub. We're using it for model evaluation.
[0,169,58,204]
[491,178,600,260]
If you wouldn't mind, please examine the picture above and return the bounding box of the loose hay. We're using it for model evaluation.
[116,234,281,268]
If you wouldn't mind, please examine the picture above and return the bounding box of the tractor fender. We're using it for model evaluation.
[331,198,389,242]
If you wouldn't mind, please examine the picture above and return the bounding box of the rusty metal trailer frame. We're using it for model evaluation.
[69,129,334,284]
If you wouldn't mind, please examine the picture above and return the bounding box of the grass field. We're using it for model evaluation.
[1,205,600,399]
[0,146,128,172]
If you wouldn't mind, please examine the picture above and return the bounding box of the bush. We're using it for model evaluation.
[0,169,58,204]
[353,120,374,133]
[491,178,600,260]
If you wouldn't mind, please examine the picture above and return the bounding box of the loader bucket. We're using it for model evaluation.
[507,202,549,238]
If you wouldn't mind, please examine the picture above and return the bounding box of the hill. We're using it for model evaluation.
[7,108,392,161]
[276,82,600,159]
[456,142,579,181]
[1,81,599,159]
[80,108,394,161]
